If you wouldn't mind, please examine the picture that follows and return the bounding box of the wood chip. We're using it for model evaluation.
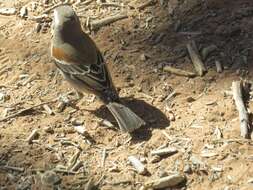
[26,129,39,144]
[201,151,218,158]
[101,148,107,167]
[215,60,223,73]
[20,6,28,18]
[74,125,87,136]
[151,147,178,157]
[42,104,54,115]
[56,101,66,113]
[71,118,84,126]
[142,173,185,189]
[0,8,16,15]
[128,156,148,175]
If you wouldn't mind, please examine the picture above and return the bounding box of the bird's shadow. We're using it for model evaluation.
[92,97,170,142]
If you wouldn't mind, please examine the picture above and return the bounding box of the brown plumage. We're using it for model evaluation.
[51,5,145,132]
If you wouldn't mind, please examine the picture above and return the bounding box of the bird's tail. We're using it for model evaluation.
[106,102,146,133]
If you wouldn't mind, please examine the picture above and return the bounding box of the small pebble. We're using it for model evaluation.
[41,171,61,186]
[183,164,192,174]
[35,23,42,33]
[186,97,195,103]
[71,118,84,126]
[20,6,28,18]
[140,54,149,61]
[44,126,54,133]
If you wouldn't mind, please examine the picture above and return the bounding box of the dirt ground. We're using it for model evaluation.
[0,0,253,189]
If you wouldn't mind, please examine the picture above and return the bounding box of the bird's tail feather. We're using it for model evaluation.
[106,102,146,133]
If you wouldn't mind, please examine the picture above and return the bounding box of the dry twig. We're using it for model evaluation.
[90,14,128,30]
[232,81,250,138]
[26,129,39,144]
[187,41,207,76]
[0,99,57,122]
[163,66,196,77]
[151,147,178,156]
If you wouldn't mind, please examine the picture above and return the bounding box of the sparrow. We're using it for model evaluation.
[51,5,145,132]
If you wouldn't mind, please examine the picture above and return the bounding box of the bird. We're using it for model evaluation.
[51,5,145,133]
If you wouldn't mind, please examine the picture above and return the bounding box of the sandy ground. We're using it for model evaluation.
[0,0,253,189]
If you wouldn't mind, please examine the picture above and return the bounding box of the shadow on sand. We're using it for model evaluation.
[92,97,170,142]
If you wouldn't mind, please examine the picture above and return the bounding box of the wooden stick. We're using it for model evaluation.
[163,66,196,77]
[90,14,128,30]
[0,99,57,122]
[232,81,250,138]
[101,148,106,167]
[187,41,207,76]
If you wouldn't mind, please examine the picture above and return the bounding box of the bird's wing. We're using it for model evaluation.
[51,38,114,93]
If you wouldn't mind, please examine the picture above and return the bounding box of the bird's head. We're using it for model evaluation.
[52,5,81,33]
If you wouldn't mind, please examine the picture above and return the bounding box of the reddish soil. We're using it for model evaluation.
[0,0,253,190]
